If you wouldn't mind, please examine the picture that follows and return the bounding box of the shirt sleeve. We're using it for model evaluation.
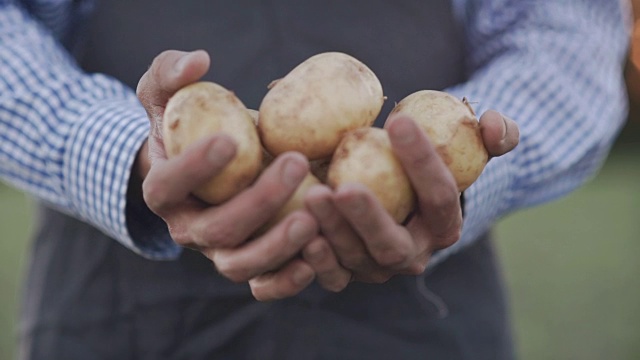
[0,4,180,260]
[429,0,631,267]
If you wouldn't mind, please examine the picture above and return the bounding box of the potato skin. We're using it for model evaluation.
[387,90,488,191]
[327,127,415,223]
[258,52,385,160]
[163,81,262,204]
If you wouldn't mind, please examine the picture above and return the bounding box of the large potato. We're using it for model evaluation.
[387,90,488,191]
[258,52,385,160]
[163,81,262,204]
[327,127,415,224]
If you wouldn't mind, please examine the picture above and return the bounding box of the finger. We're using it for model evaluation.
[306,185,408,283]
[305,185,377,272]
[248,259,315,302]
[387,115,462,250]
[479,110,520,157]
[399,251,431,276]
[142,135,236,215]
[136,49,211,120]
[188,152,308,247]
[302,237,351,292]
[211,211,317,282]
[332,183,417,269]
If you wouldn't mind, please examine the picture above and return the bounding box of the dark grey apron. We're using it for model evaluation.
[19,1,515,359]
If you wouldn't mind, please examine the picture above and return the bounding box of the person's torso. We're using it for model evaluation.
[20,2,512,359]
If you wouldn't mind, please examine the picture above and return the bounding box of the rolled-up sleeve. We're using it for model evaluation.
[430,0,630,266]
[0,4,180,259]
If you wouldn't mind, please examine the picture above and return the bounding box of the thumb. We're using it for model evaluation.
[136,49,211,123]
[479,110,520,157]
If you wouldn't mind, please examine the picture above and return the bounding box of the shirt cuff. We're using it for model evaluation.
[63,98,181,260]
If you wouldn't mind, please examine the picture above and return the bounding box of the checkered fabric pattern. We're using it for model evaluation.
[0,0,631,264]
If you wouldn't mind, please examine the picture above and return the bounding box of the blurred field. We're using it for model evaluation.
[0,141,638,360]
[0,181,32,360]
[495,143,640,360]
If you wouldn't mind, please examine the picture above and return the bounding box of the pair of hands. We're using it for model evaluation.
[135,50,519,301]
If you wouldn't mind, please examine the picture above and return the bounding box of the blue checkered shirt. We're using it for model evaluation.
[0,0,631,264]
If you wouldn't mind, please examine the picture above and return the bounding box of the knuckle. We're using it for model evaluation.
[341,251,370,271]
[433,229,461,249]
[135,73,150,100]
[215,259,250,283]
[250,286,271,302]
[168,228,191,247]
[142,178,168,212]
[323,277,350,293]
[426,185,458,209]
[192,219,237,248]
[137,51,171,99]
[373,247,412,268]
[149,50,174,76]
[252,282,291,302]
[405,261,428,276]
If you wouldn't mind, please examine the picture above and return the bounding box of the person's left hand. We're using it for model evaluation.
[304,111,519,283]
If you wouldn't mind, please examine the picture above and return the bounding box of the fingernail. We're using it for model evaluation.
[501,115,508,139]
[282,157,307,187]
[292,267,315,286]
[288,219,314,245]
[207,138,235,166]
[389,117,416,144]
[174,51,194,74]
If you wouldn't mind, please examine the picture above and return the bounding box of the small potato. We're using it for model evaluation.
[327,127,415,224]
[387,90,488,191]
[258,52,385,160]
[254,173,321,236]
[163,81,262,204]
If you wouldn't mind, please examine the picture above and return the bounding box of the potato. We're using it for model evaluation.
[163,81,262,204]
[387,90,488,191]
[258,52,385,160]
[254,173,321,236]
[327,127,415,223]
[252,106,330,182]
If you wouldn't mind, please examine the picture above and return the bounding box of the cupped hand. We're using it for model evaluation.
[305,111,519,283]
[135,50,341,300]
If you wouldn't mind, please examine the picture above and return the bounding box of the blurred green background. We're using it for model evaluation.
[1,122,638,359]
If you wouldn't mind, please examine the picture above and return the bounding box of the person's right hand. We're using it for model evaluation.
[135,50,336,300]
